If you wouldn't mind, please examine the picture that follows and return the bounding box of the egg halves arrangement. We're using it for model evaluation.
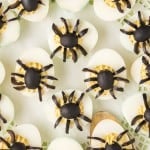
[0,0,149,150]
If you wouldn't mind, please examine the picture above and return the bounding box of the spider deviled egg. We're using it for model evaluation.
[88,112,135,150]
[0,2,20,46]
[48,137,83,150]
[83,48,129,100]
[131,55,150,88]
[56,0,89,13]
[0,93,14,130]
[44,90,92,135]
[11,48,58,101]
[93,0,136,21]
[0,124,42,149]
[122,93,150,138]
[120,11,150,56]
[48,17,98,63]
[6,0,49,22]
[0,61,5,85]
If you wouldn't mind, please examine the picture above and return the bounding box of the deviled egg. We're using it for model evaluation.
[88,112,135,149]
[0,61,5,85]
[94,0,136,21]
[48,17,98,63]
[122,93,150,137]
[56,0,89,13]
[0,124,42,149]
[0,93,14,130]
[120,11,150,55]
[6,0,49,22]
[48,137,83,150]
[44,90,92,134]
[0,2,20,46]
[83,48,129,100]
[11,48,57,101]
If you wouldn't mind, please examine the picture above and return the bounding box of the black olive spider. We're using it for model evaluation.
[83,66,129,99]
[87,130,135,150]
[131,93,150,137]
[0,130,42,150]
[120,11,150,56]
[113,0,131,13]
[52,91,91,134]
[0,94,7,130]
[11,59,57,101]
[139,56,150,85]
[50,18,88,63]
[3,0,44,21]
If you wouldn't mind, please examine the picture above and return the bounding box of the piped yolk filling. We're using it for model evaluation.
[88,65,118,96]
[54,95,84,127]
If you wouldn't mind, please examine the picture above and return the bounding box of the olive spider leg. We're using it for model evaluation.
[143,42,150,56]
[16,59,28,70]
[63,48,67,62]
[143,93,149,109]
[120,29,134,35]
[95,89,104,99]
[38,0,45,6]
[66,119,70,134]
[26,145,43,149]
[116,130,128,141]
[85,84,99,92]
[68,90,75,103]
[121,138,135,148]
[114,77,129,83]
[113,66,126,75]
[0,137,10,147]
[126,0,131,8]
[39,64,53,72]
[7,130,16,143]
[74,118,83,131]
[135,120,147,133]
[124,19,138,29]
[73,19,80,33]
[38,86,42,101]
[109,89,117,99]
[70,48,78,62]
[134,42,140,54]
[114,0,124,13]
[79,114,91,122]
[62,91,67,103]
[76,44,88,56]
[77,28,88,38]
[76,93,85,105]
[82,68,98,75]
[138,11,145,26]
[3,1,21,14]
[61,17,69,33]
[50,46,62,59]
[140,77,150,84]
[131,114,143,125]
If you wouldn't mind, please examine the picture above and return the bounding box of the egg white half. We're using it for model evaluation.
[14,47,55,97]
[48,18,98,61]
[84,48,127,100]
[6,0,49,22]
[94,0,136,21]
[0,62,5,85]
[56,0,89,12]
[48,137,83,150]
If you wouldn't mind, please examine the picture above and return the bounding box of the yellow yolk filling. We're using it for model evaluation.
[54,95,84,127]
[104,0,126,9]
[16,62,47,93]
[99,132,132,149]
[0,134,29,149]
[53,23,83,58]
[88,65,118,96]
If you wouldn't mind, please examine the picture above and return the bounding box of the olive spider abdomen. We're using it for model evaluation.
[60,103,80,119]
[144,109,150,122]
[24,68,41,89]
[11,142,26,150]
[98,70,114,90]
[105,143,122,150]
[21,0,39,11]
[134,26,150,42]
[60,33,78,48]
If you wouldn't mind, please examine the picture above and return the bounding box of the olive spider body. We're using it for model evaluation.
[105,143,122,150]
[11,142,26,150]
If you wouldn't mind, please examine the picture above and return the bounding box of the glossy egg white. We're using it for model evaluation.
[0,94,14,129]
[0,8,20,46]
[48,18,98,61]
[84,48,127,100]
[122,93,148,137]
[56,0,89,12]
[90,113,132,149]
[6,0,49,22]
[120,11,149,54]
[48,137,83,150]
[44,89,93,134]
[14,47,55,97]
[0,62,5,85]
[94,0,136,21]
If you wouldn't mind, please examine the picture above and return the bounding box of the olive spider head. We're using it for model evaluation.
[11,142,26,150]
[105,142,122,150]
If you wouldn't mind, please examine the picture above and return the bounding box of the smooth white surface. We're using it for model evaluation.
[0,62,5,85]
[0,1,143,146]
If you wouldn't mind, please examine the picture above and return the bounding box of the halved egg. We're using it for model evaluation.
[89,112,135,149]
[6,0,49,22]
[44,89,92,135]
[11,48,57,101]
[94,0,136,21]
[56,0,89,13]
[122,93,150,137]
[83,48,129,100]
[0,94,14,129]
[120,11,149,55]
[0,124,42,149]
[0,61,5,85]
[0,3,20,46]
[48,18,98,62]
[48,137,83,150]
